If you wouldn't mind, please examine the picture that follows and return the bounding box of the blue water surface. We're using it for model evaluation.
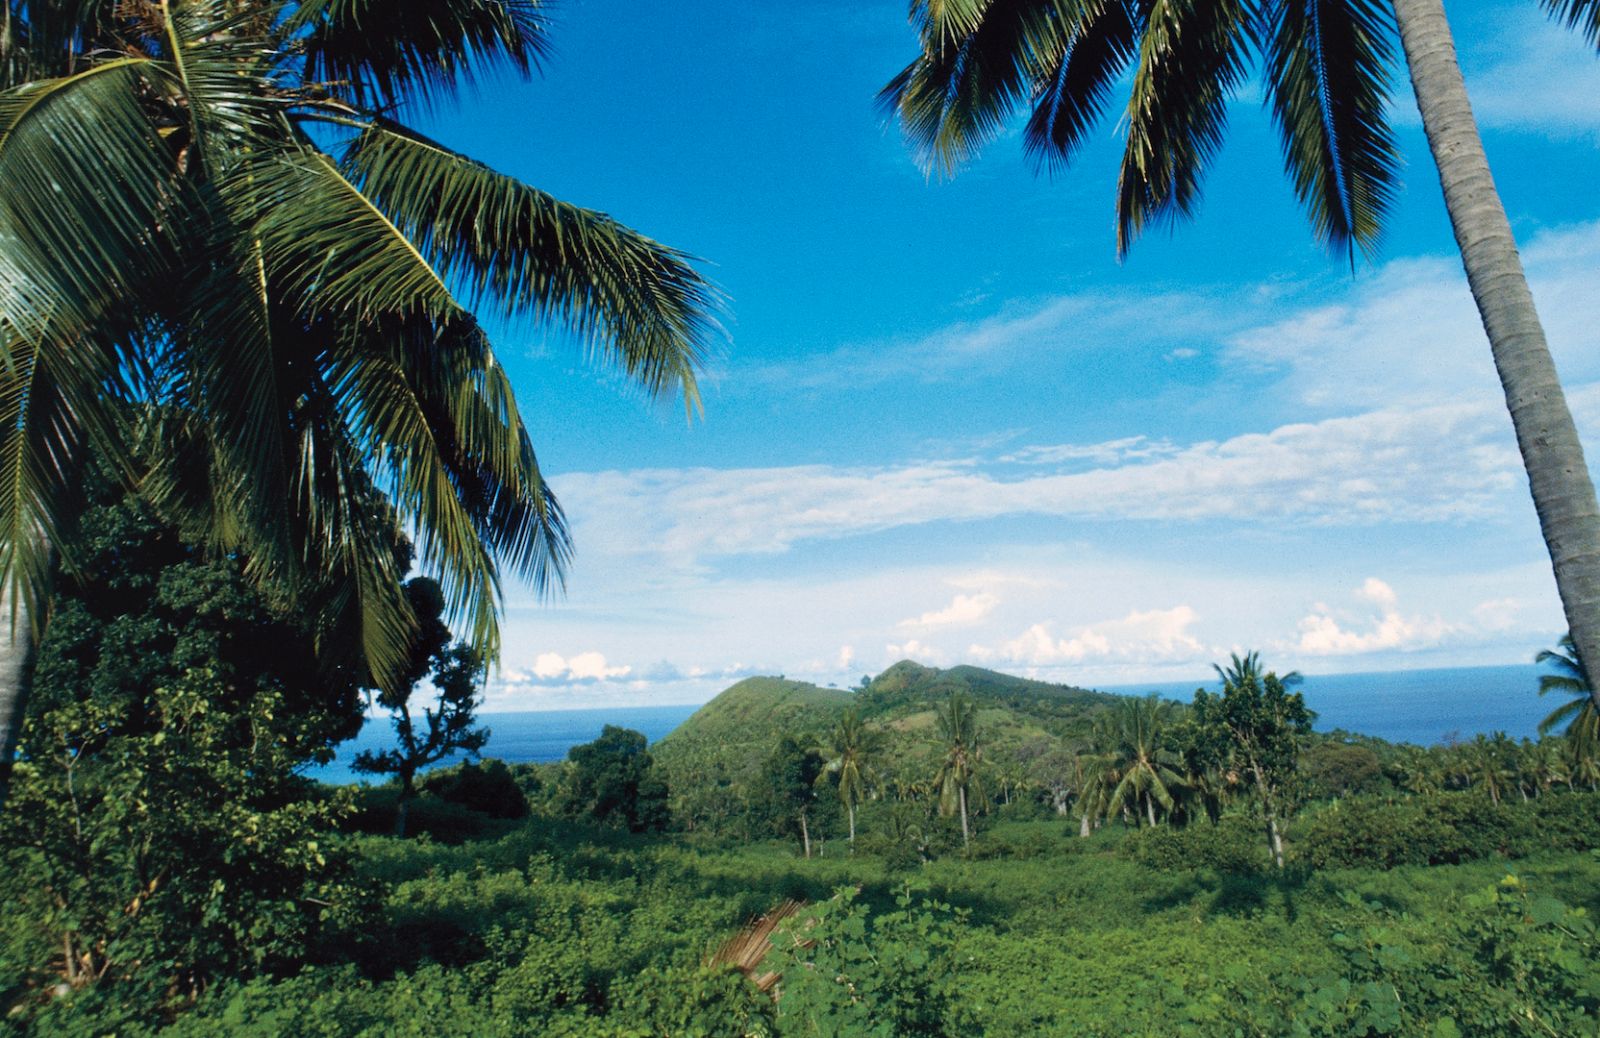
[309,703,699,784]
[1102,663,1549,746]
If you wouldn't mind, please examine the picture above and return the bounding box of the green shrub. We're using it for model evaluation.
[421,759,529,820]
[1123,816,1268,872]
[1293,794,1525,870]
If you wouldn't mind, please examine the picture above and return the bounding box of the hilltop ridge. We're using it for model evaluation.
[652,659,1128,815]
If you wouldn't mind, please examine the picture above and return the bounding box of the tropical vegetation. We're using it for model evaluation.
[0,0,714,806]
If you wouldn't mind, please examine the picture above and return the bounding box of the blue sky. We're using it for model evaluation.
[411,0,1600,709]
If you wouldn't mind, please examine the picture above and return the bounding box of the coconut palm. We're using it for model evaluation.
[882,0,1600,703]
[933,692,985,848]
[1536,635,1600,768]
[825,708,884,846]
[0,0,714,805]
[1105,695,1183,828]
[1463,733,1513,806]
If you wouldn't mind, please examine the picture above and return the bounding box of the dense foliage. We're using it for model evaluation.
[0,483,364,1006]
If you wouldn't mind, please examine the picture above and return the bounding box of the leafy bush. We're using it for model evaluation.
[1292,792,1600,871]
[770,887,976,1037]
[421,759,529,820]
[1123,816,1268,872]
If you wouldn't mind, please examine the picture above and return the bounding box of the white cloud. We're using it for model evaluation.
[1001,436,1181,468]
[972,605,1209,668]
[1228,222,1600,412]
[519,651,633,685]
[899,592,999,629]
[884,638,947,665]
[733,289,1244,392]
[1293,579,1457,656]
[556,396,1536,561]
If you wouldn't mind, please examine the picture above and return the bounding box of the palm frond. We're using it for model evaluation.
[338,120,714,408]
[881,0,1069,176]
[1115,0,1254,256]
[1262,0,1399,261]
[1022,0,1140,171]
[286,0,552,110]
[0,58,179,334]
[1541,0,1600,50]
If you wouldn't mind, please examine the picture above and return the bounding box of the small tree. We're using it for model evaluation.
[561,725,670,832]
[1,482,361,996]
[754,736,825,857]
[1192,653,1313,868]
[353,578,488,837]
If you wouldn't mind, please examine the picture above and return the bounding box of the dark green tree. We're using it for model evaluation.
[561,725,670,833]
[1537,636,1599,776]
[753,736,825,858]
[1192,654,1314,868]
[0,477,361,999]
[353,578,488,838]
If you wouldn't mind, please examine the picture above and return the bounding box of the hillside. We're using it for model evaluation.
[651,676,856,788]
[653,661,1129,821]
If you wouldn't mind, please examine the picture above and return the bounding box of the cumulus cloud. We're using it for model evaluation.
[899,592,1000,629]
[972,605,1209,667]
[519,651,633,685]
[884,638,947,665]
[1294,579,1457,656]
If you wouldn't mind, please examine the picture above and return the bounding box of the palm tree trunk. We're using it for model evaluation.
[847,802,856,846]
[1145,794,1156,829]
[1394,0,1600,704]
[799,808,811,859]
[1251,761,1286,869]
[958,785,970,848]
[0,587,37,814]
[1079,811,1092,838]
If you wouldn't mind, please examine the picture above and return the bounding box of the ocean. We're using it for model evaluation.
[309,663,1556,783]
[1102,663,1550,746]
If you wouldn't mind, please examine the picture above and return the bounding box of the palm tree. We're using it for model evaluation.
[934,692,985,848]
[882,0,1600,705]
[1464,733,1513,806]
[825,708,883,846]
[1536,635,1600,769]
[1105,696,1183,828]
[0,1,714,806]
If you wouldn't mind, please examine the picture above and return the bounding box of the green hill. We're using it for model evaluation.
[651,676,856,792]
[653,661,1130,825]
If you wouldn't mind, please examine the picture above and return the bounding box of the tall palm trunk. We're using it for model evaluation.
[799,808,811,859]
[0,588,36,813]
[1393,0,1600,706]
[847,802,856,846]
[958,785,970,849]
[1251,761,1286,869]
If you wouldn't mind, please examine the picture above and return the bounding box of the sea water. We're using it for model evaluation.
[308,703,699,784]
[310,663,1557,783]
[1103,663,1550,746]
